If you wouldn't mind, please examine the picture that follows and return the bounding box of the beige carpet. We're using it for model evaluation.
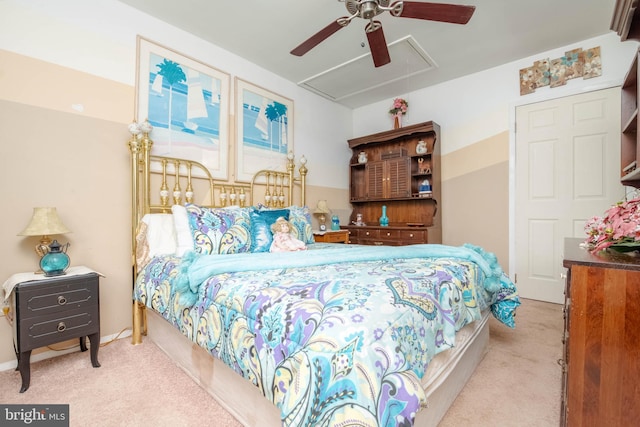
[0,298,562,426]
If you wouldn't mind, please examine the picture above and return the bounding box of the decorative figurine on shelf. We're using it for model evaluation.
[270,217,307,252]
[419,179,432,197]
[379,205,389,227]
[416,140,428,154]
[358,151,368,164]
[418,158,431,174]
[353,213,366,226]
[331,215,340,230]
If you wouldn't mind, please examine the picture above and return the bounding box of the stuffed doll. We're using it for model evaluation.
[270,217,307,252]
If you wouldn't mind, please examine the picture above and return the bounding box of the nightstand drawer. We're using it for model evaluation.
[19,307,99,350]
[17,274,98,318]
[314,230,350,243]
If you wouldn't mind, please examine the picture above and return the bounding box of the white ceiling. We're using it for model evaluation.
[119,0,617,109]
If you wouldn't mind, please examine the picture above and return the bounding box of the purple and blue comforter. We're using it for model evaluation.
[134,243,519,426]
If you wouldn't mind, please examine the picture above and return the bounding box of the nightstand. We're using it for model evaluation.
[313,229,350,244]
[6,270,101,392]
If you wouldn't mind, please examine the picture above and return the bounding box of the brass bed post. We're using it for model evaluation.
[299,158,308,207]
[128,125,143,345]
[129,121,153,345]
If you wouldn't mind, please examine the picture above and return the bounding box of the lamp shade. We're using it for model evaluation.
[18,207,71,237]
[314,200,331,214]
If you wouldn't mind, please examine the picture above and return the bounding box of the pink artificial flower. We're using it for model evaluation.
[389,98,408,116]
[584,197,640,252]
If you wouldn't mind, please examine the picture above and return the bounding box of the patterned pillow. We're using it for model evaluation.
[185,204,251,255]
[218,207,251,254]
[250,207,289,253]
[287,205,314,244]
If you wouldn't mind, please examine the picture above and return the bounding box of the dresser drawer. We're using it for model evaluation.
[16,274,98,319]
[399,229,427,243]
[345,226,429,246]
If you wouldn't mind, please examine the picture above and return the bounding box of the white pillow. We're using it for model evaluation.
[141,214,177,256]
[171,205,195,256]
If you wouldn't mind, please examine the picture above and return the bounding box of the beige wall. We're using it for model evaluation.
[0,50,135,365]
[441,132,510,267]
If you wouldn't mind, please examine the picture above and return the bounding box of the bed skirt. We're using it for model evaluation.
[143,308,490,426]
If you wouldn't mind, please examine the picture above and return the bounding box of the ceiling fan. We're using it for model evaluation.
[290,0,475,68]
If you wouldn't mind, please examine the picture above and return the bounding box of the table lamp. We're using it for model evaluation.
[18,207,71,259]
[314,200,331,231]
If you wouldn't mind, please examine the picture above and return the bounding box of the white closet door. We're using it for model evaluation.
[515,87,623,303]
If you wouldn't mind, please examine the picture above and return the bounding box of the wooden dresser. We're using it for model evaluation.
[561,238,640,426]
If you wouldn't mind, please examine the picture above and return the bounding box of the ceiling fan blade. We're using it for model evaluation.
[290,19,348,56]
[398,2,476,24]
[365,22,391,68]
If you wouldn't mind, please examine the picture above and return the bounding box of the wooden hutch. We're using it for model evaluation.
[614,0,640,188]
[342,121,441,246]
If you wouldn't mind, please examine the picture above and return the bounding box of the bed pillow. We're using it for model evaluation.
[135,221,151,271]
[185,204,252,255]
[141,213,177,256]
[135,213,177,270]
[171,205,195,256]
[250,207,289,253]
[287,205,315,244]
[218,207,251,254]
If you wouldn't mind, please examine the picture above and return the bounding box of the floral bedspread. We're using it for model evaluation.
[134,244,519,426]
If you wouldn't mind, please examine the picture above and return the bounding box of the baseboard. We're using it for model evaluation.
[0,329,131,372]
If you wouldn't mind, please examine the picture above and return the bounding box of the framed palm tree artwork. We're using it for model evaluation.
[135,37,230,179]
[235,78,294,183]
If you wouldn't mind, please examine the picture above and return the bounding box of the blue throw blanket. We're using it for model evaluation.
[175,243,508,307]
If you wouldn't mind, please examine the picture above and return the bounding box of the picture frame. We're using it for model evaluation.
[135,36,231,179]
[235,78,294,183]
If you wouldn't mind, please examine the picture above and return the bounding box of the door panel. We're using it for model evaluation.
[515,87,623,303]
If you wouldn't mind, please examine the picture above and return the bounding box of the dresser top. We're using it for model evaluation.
[563,237,640,271]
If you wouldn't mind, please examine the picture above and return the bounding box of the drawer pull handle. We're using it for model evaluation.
[386,232,391,236]
[57,296,67,305]
[57,322,67,332]
[409,233,414,238]
[373,241,383,245]
[365,232,370,236]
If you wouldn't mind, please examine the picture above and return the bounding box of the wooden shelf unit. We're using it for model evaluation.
[621,49,640,187]
[345,121,441,245]
[615,0,640,188]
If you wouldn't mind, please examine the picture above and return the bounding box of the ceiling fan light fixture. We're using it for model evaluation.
[360,1,379,19]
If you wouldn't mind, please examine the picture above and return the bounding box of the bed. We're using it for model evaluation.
[127,122,520,427]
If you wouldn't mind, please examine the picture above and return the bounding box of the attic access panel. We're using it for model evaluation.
[297,36,437,102]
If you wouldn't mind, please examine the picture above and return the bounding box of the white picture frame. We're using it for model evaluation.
[135,36,231,179]
[235,78,294,183]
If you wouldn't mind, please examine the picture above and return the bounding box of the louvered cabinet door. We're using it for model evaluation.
[387,157,411,198]
[366,161,385,199]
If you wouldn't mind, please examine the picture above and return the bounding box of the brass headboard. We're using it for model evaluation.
[127,120,308,343]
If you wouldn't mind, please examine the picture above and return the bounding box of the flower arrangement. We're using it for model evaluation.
[583,197,640,253]
[389,98,408,116]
